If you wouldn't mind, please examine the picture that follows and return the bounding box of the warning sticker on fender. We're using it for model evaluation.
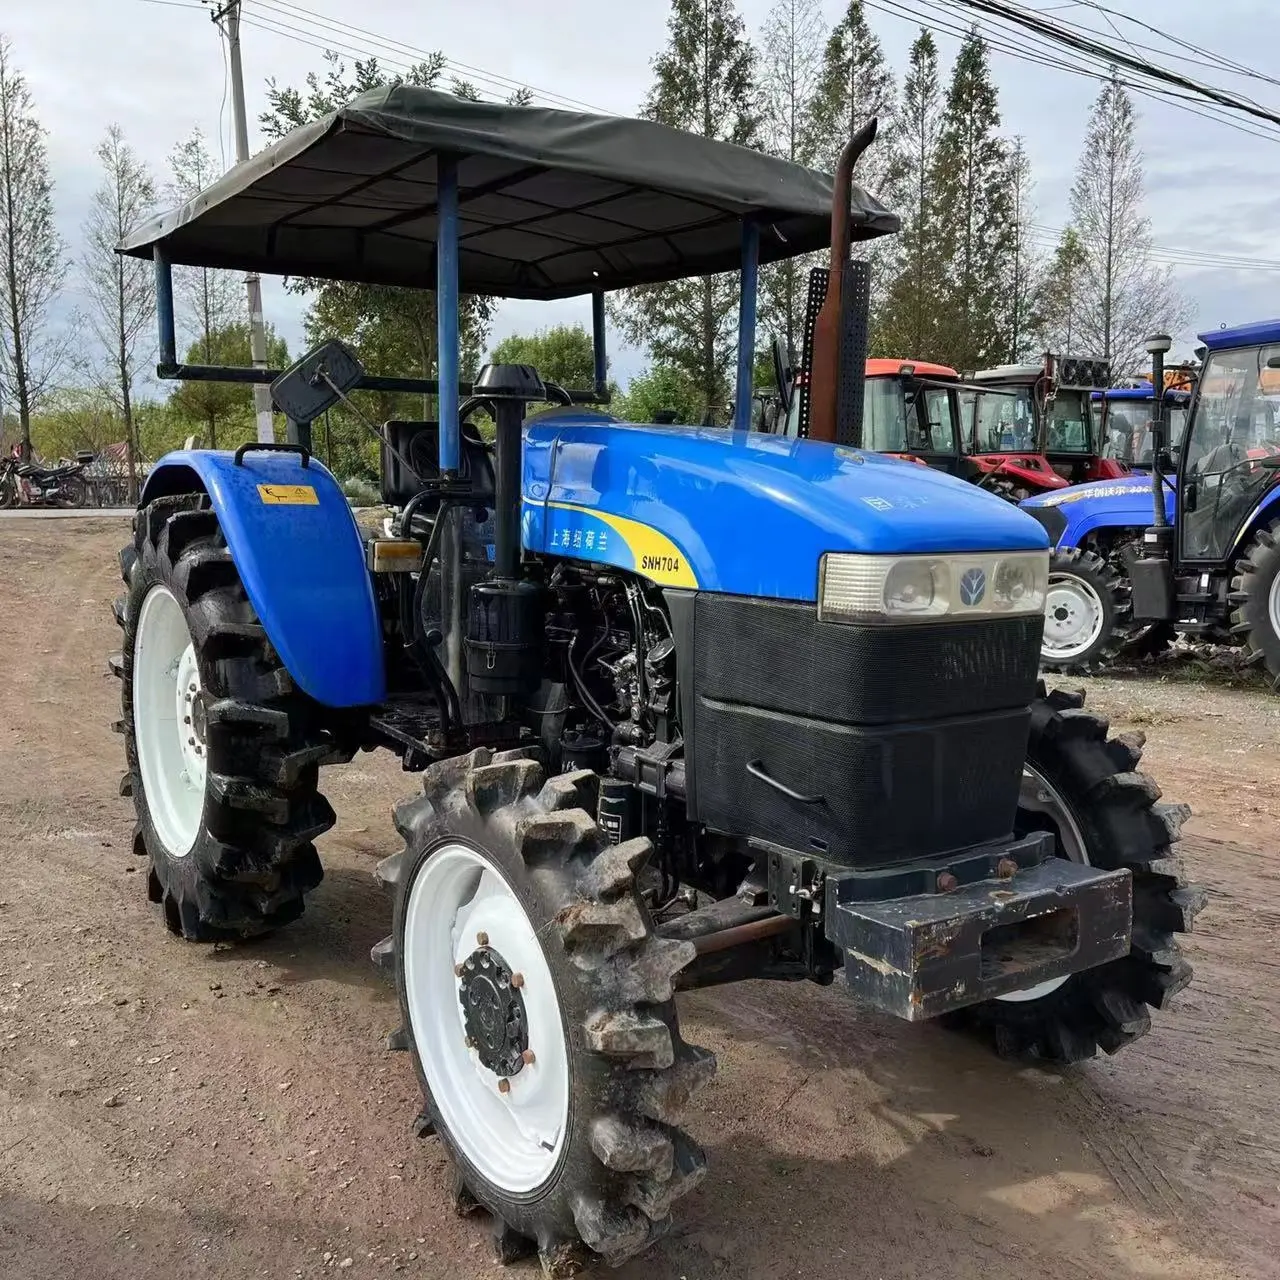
[257,484,318,505]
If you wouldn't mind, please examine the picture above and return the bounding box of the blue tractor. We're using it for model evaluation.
[110,89,1200,1271]
[1021,384,1191,671]
[1025,326,1280,679]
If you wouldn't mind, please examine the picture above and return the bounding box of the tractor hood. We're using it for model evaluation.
[522,419,1048,601]
[1019,473,1175,552]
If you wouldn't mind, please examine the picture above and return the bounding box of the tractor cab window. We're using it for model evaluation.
[1044,389,1092,454]
[971,387,1035,453]
[1181,344,1280,560]
[912,386,958,454]
[864,377,911,451]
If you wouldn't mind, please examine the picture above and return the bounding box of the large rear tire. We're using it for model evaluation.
[375,750,713,1274]
[113,494,347,940]
[1228,520,1280,683]
[948,686,1204,1064]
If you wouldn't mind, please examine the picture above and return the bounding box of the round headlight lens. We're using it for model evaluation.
[992,558,1045,612]
[883,559,948,616]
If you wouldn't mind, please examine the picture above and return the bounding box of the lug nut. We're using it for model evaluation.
[187,737,196,747]
[497,1078,511,1095]
[510,972,525,989]
[188,683,197,694]
[997,858,1018,880]
[183,715,191,725]
[521,1049,536,1066]
[476,931,489,946]
[937,872,958,893]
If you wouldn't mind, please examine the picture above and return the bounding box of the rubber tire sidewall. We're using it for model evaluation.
[1042,552,1117,671]
[393,824,620,1247]
[1234,524,1280,677]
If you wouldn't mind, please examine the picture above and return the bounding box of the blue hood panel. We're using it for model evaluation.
[1021,473,1174,550]
[523,423,1048,601]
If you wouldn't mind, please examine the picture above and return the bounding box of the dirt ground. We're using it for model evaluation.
[1,516,1277,1280]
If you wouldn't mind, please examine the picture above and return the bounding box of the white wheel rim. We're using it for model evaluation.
[997,765,1090,1003]
[403,842,570,1193]
[1042,574,1105,660]
[1268,571,1280,639]
[133,585,207,858]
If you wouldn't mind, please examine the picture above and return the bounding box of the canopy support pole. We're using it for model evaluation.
[435,154,465,701]
[733,220,760,433]
[154,249,176,371]
[437,156,461,473]
[592,289,608,401]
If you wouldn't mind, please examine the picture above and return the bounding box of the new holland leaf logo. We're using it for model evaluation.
[960,567,987,606]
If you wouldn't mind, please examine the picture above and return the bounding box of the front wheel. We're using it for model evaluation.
[1228,521,1280,682]
[0,470,17,508]
[1040,547,1126,673]
[948,685,1204,1064]
[376,751,713,1274]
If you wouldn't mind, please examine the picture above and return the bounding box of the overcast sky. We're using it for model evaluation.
[6,0,1279,389]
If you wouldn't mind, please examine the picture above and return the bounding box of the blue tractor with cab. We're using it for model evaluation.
[110,89,1200,1273]
[1024,325,1280,679]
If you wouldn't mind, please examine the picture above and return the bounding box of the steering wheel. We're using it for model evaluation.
[457,380,574,425]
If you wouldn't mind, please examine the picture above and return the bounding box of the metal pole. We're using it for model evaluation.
[435,155,464,698]
[222,2,275,445]
[154,249,177,369]
[591,290,608,400]
[733,221,760,433]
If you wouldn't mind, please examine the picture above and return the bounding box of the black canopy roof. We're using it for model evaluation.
[121,86,898,300]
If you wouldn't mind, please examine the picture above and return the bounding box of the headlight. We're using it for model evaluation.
[818,551,1048,624]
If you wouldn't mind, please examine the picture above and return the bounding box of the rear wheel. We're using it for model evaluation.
[1040,548,1126,672]
[113,493,348,939]
[375,750,713,1274]
[949,686,1204,1064]
[1228,520,1280,682]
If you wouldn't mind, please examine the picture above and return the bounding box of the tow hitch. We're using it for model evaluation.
[825,833,1132,1020]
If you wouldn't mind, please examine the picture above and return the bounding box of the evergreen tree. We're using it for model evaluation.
[1004,137,1040,362]
[802,2,900,332]
[1031,226,1088,356]
[756,0,826,359]
[611,0,760,423]
[1068,75,1186,376]
[876,28,943,359]
[0,37,68,457]
[929,30,1012,370]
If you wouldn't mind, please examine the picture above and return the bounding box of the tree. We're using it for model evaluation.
[0,37,68,458]
[82,125,156,501]
[1032,226,1089,356]
[1003,137,1040,363]
[168,322,290,449]
[489,325,601,389]
[929,30,1012,370]
[1068,75,1186,376]
[166,128,242,360]
[876,28,943,359]
[756,0,825,357]
[612,364,702,424]
[611,0,760,423]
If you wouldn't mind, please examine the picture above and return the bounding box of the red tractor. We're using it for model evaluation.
[963,355,1115,500]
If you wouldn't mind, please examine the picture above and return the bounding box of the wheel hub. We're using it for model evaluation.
[458,945,528,1076]
[1043,577,1103,656]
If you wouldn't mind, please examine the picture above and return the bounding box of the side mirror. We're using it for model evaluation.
[270,339,365,423]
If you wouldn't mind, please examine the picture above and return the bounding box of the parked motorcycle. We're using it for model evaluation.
[0,451,93,509]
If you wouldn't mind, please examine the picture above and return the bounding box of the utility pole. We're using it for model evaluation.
[209,1,274,443]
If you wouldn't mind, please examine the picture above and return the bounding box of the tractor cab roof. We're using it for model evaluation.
[1199,319,1280,351]
[120,85,897,299]
[866,358,958,380]
[970,363,1042,384]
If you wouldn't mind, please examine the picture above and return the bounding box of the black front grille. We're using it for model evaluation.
[685,595,1039,868]
[693,596,1041,725]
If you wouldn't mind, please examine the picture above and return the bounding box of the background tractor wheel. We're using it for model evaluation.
[374,750,713,1275]
[113,493,349,940]
[1040,548,1127,673]
[947,685,1204,1065]
[1228,521,1280,683]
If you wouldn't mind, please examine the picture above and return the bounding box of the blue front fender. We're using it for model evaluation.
[141,450,384,708]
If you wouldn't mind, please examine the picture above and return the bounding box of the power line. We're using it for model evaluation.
[245,0,608,113]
